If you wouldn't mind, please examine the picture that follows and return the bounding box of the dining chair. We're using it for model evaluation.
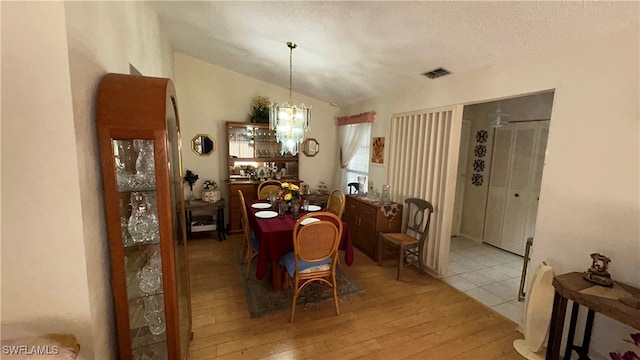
[279,211,343,322]
[377,198,433,281]
[327,189,346,218]
[238,190,259,279]
[257,180,282,200]
[347,182,359,195]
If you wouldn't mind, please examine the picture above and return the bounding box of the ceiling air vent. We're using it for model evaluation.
[422,67,451,79]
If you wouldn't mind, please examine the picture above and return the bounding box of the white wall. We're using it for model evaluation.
[1,1,173,358]
[1,0,92,353]
[63,2,173,358]
[173,53,340,208]
[341,25,639,355]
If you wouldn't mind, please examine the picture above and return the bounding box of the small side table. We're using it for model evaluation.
[546,272,640,360]
[185,199,226,241]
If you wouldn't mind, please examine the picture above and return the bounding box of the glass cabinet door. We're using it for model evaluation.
[166,97,191,360]
[113,138,168,359]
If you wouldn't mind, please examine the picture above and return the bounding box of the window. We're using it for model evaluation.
[345,126,371,191]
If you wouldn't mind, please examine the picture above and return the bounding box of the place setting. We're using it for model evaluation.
[254,210,278,219]
[251,202,272,210]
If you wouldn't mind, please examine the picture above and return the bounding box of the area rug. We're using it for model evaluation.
[237,250,364,318]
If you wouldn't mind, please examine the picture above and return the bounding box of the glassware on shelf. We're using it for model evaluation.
[115,141,133,190]
[121,216,131,246]
[138,251,162,294]
[381,184,391,204]
[128,192,159,244]
[135,140,155,175]
[143,294,166,336]
[357,176,367,196]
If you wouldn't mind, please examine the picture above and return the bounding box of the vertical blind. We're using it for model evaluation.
[388,105,463,276]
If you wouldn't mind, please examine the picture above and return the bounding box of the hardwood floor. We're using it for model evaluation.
[186,234,523,359]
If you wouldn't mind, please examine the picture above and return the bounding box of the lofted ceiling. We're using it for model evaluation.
[150,1,638,106]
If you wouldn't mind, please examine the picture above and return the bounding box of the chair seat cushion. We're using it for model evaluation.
[381,232,419,247]
[279,252,332,277]
[250,229,259,251]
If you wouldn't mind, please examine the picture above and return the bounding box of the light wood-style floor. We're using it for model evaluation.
[186,234,523,359]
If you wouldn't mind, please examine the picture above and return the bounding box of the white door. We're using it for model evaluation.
[484,121,549,255]
[452,120,471,236]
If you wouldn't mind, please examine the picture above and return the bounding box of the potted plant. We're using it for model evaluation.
[202,179,220,202]
[249,95,270,124]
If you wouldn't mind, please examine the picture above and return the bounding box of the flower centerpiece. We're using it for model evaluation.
[278,182,302,218]
[278,182,300,205]
[249,95,270,124]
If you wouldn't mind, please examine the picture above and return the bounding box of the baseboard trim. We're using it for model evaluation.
[458,232,483,243]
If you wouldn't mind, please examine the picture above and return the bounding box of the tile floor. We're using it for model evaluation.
[444,236,526,326]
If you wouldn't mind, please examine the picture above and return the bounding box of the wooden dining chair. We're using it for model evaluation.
[378,198,433,281]
[238,190,259,279]
[327,189,346,218]
[279,211,343,322]
[347,182,359,195]
[257,180,282,200]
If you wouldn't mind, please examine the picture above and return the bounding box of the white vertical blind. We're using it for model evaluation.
[388,106,463,276]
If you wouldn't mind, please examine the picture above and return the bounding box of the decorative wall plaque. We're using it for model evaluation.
[474,145,487,158]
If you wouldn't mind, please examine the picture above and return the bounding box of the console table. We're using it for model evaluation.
[185,199,226,241]
[546,272,640,360]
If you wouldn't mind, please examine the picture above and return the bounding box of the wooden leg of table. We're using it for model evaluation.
[578,309,595,359]
[564,302,580,360]
[546,291,568,360]
[271,260,283,291]
[216,207,226,241]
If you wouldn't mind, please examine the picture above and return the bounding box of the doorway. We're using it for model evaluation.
[445,91,554,325]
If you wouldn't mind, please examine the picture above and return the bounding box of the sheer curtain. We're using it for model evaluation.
[337,123,371,189]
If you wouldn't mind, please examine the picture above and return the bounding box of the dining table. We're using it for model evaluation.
[247,200,354,291]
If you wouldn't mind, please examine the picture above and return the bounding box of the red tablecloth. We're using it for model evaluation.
[248,201,354,281]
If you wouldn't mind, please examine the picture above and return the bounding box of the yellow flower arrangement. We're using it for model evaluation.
[278,182,300,204]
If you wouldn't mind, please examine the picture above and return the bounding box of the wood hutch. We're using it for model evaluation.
[226,122,300,233]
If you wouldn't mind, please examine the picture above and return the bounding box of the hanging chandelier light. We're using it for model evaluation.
[488,103,510,128]
[269,42,311,156]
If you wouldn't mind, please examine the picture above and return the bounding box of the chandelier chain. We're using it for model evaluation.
[287,42,296,103]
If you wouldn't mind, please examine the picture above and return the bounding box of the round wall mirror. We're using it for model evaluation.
[192,134,215,156]
[302,138,319,157]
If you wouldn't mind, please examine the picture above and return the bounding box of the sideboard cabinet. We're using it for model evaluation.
[344,195,403,261]
[97,74,191,359]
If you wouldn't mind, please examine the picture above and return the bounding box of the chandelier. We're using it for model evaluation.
[269,42,311,155]
[488,103,510,128]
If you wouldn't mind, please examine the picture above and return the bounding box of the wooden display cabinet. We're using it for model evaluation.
[97,74,192,359]
[344,195,403,261]
[226,122,300,233]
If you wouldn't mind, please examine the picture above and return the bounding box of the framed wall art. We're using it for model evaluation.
[372,137,385,165]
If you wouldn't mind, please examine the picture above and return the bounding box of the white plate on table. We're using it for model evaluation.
[300,217,320,226]
[306,205,322,212]
[251,203,272,209]
[255,210,278,219]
